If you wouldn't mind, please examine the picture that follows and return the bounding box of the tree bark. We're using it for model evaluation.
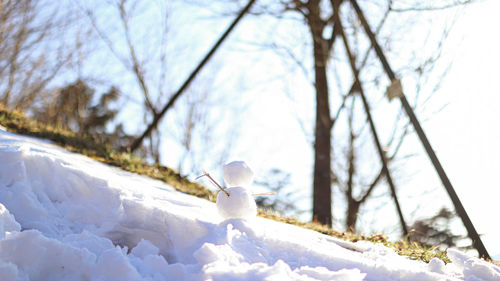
[308,2,332,226]
[345,101,357,231]
[346,199,360,231]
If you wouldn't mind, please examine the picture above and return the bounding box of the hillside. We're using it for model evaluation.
[0,107,499,280]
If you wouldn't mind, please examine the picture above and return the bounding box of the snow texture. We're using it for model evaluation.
[0,129,498,281]
[216,187,258,220]
[223,161,254,187]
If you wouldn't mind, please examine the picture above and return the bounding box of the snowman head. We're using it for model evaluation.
[223,161,254,187]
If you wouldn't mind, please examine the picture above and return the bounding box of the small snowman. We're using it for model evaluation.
[197,161,275,220]
[216,161,257,220]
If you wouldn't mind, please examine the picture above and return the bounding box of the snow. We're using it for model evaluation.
[216,187,257,220]
[0,129,499,281]
[223,161,254,187]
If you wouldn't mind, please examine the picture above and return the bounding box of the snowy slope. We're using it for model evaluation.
[0,129,499,281]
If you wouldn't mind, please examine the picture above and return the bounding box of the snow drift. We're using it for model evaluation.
[0,128,499,281]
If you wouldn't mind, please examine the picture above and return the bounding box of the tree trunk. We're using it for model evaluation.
[308,4,332,226]
[346,100,357,231]
[346,199,360,231]
[312,63,332,226]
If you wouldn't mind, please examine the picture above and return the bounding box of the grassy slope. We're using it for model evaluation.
[0,105,457,263]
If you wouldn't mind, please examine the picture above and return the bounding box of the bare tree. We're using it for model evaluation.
[80,0,239,170]
[332,0,461,233]
[81,0,167,163]
[0,0,83,110]
[170,67,240,176]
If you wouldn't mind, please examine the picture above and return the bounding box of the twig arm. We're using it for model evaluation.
[196,171,230,197]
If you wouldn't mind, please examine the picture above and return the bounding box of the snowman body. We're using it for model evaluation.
[216,161,257,220]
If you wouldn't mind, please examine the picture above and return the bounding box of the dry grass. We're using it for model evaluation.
[0,105,213,200]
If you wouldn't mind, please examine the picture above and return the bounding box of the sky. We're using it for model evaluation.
[419,0,500,259]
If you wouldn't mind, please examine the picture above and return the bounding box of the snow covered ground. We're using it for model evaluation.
[0,128,499,281]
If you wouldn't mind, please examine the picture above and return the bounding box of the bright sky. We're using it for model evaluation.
[421,0,500,259]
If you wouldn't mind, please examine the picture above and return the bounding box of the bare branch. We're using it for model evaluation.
[389,0,475,12]
[116,0,158,115]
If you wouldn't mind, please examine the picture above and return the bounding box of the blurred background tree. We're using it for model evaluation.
[254,169,304,218]
[32,80,123,142]
[409,208,468,251]
[0,0,84,110]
